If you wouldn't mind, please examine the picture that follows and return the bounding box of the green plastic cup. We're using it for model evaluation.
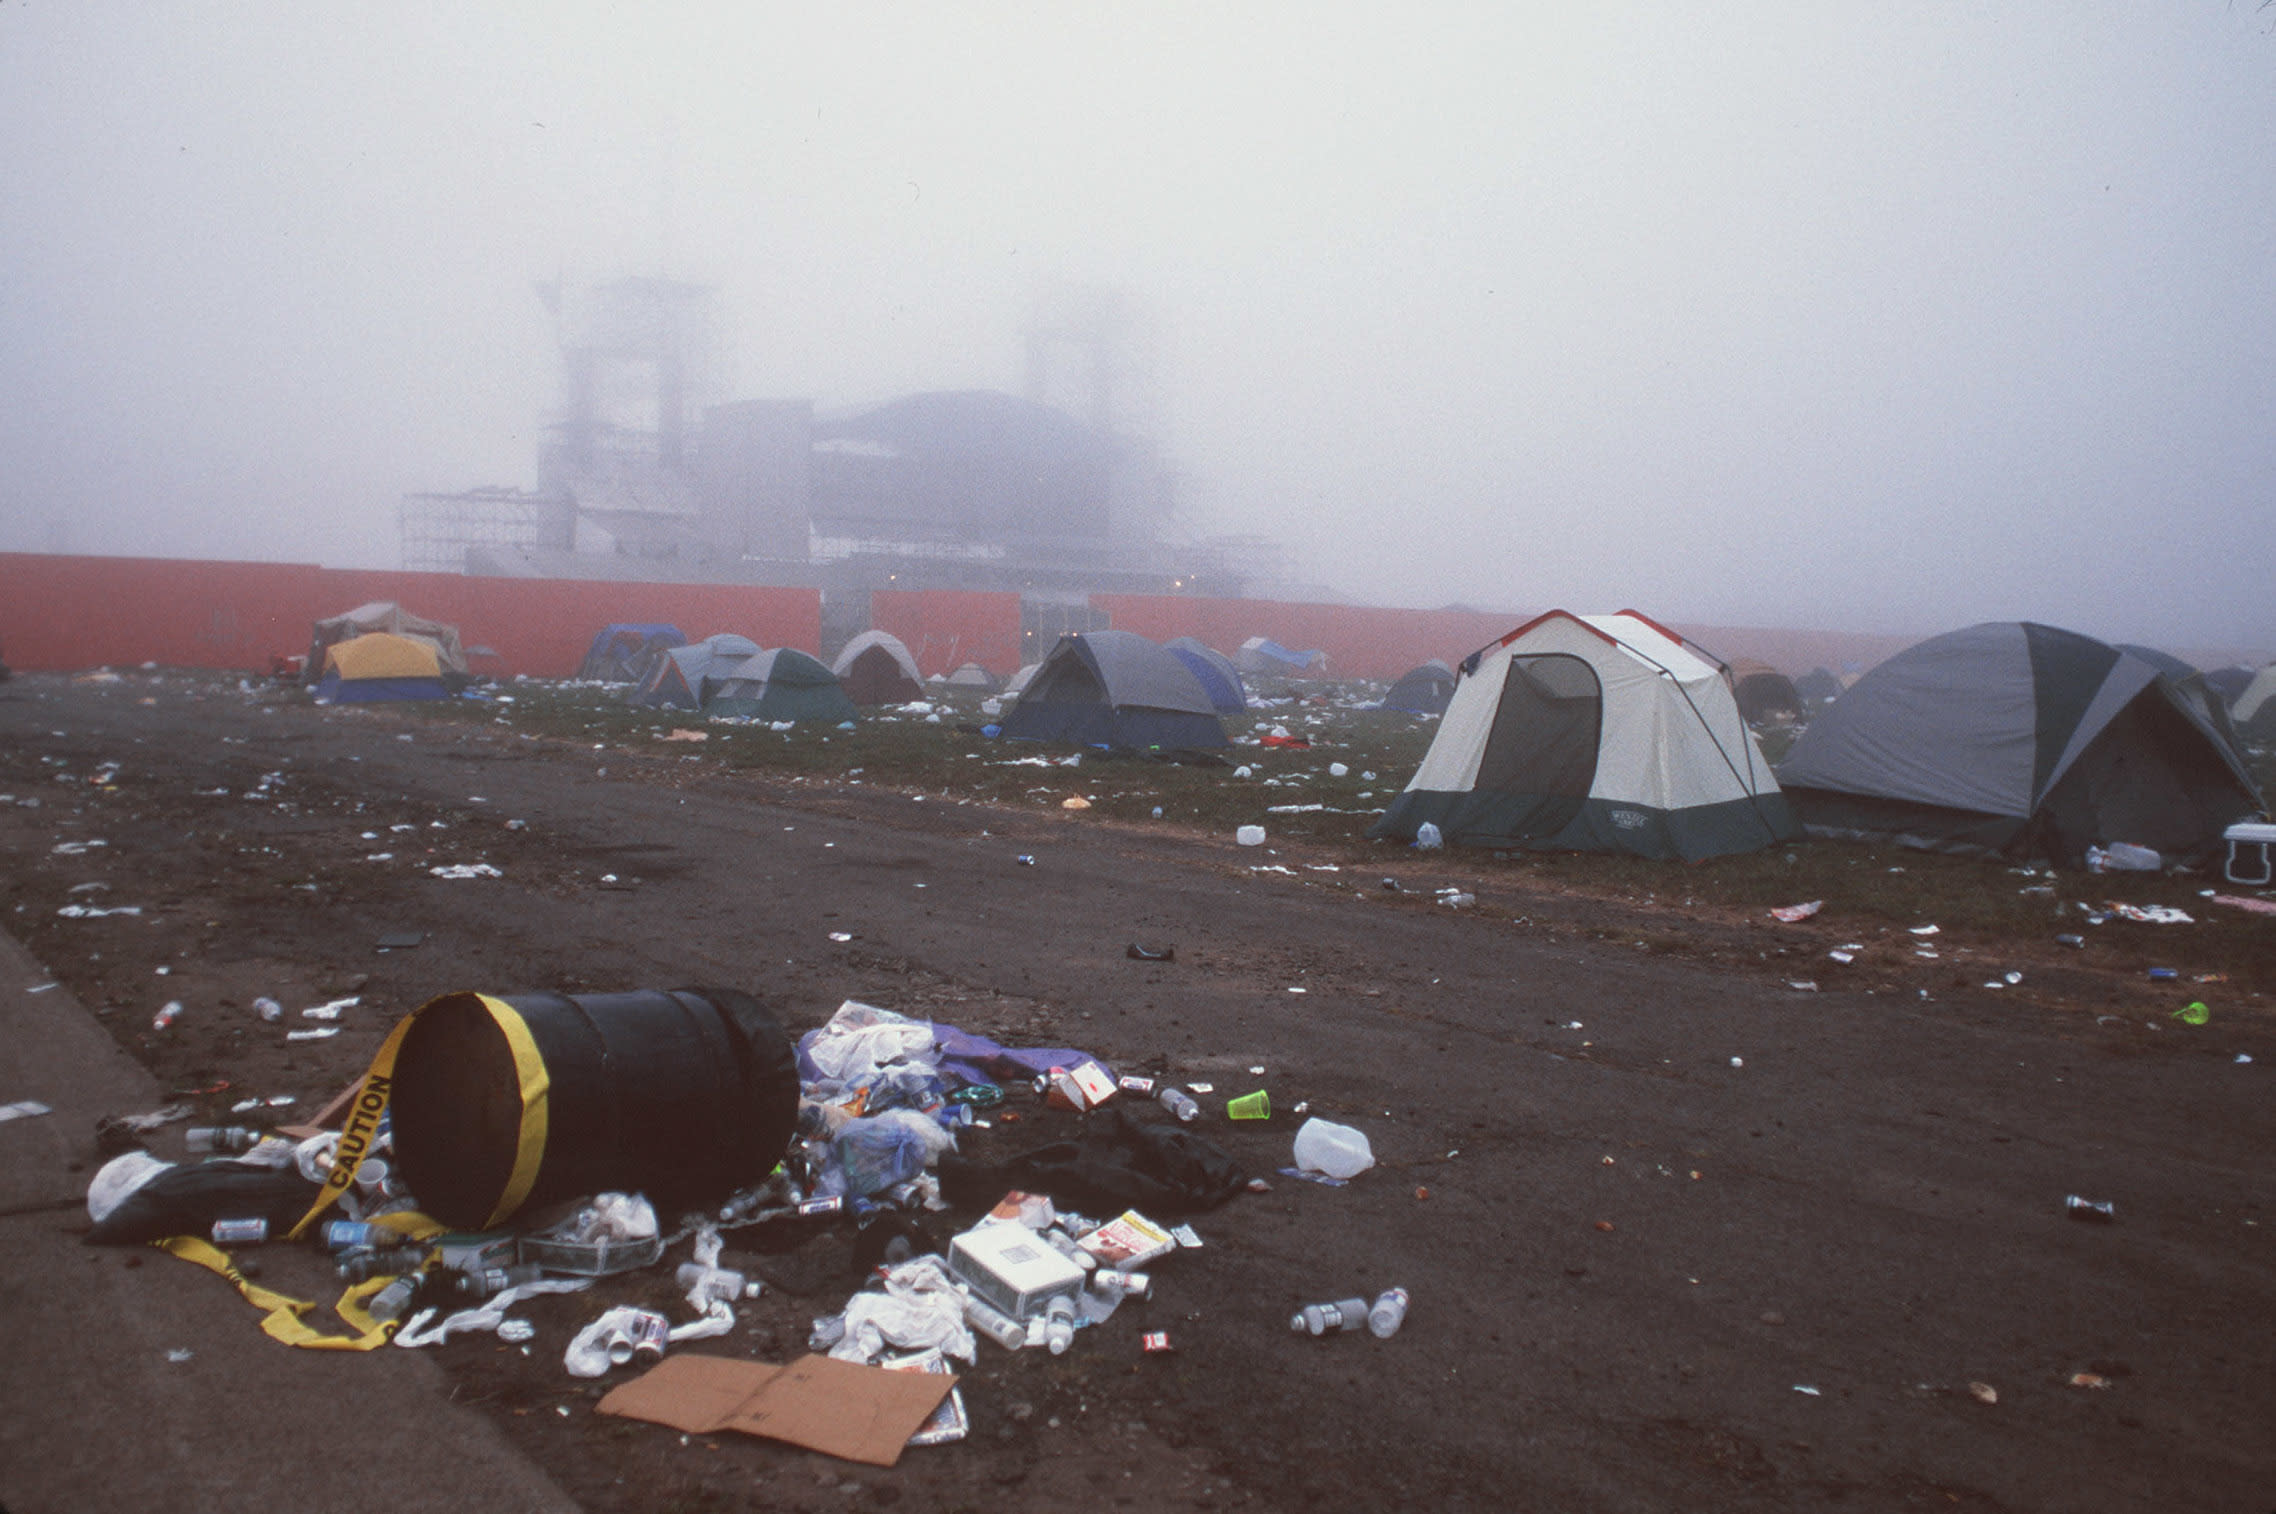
[1227,1089,1271,1120]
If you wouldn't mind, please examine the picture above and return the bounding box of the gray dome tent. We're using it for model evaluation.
[1382,660,1457,715]
[1001,631,1228,750]
[1778,621,2263,867]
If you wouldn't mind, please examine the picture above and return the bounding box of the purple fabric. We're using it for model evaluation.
[929,1024,1110,1089]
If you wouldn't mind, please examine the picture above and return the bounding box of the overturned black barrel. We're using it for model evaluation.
[389,986,800,1230]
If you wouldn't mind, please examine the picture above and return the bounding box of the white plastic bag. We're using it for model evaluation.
[1291,1117,1375,1180]
[1414,822,1443,849]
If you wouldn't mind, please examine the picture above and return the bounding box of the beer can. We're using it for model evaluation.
[1093,1268,1151,1300]
[629,1310,671,1361]
[795,1194,843,1217]
[211,1217,268,1246]
[1116,1074,1157,1095]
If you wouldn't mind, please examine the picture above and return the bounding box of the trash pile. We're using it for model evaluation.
[81,990,1402,1467]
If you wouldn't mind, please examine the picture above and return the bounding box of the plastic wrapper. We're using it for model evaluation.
[798,1000,938,1088]
[828,1254,977,1365]
[833,1108,957,1199]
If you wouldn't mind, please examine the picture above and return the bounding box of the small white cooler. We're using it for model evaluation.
[2223,821,2276,886]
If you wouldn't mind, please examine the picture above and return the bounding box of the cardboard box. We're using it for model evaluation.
[948,1221,1086,1320]
[1078,1210,1176,1269]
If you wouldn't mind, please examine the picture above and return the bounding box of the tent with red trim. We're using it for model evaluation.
[1370,610,1798,860]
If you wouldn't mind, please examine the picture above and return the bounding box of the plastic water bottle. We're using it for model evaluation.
[186,1126,261,1155]
[1043,1229,1097,1271]
[964,1293,1026,1351]
[1290,1296,1371,1336]
[1368,1288,1410,1338]
[676,1262,760,1302]
[1157,1086,1200,1122]
[366,1275,420,1322]
[1044,1294,1076,1355]
[151,1001,183,1030]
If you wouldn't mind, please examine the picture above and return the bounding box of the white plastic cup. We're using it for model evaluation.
[1236,825,1267,847]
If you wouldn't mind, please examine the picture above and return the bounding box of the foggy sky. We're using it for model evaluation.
[4,5,2271,656]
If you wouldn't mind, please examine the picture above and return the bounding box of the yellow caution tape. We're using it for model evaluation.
[155,1235,401,1351]
[284,991,553,1240]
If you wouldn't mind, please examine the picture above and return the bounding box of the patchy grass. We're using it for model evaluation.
[369,676,2276,989]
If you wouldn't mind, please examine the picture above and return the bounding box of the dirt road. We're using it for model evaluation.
[4,673,2271,1513]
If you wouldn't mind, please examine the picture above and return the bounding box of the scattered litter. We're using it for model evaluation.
[828,932,854,943]
[1827,951,1854,964]
[2064,1195,2116,1223]
[1787,981,1818,992]
[1793,1385,1821,1397]
[151,1001,182,1030]
[50,839,108,856]
[2109,903,2192,925]
[300,997,359,1021]
[2237,1054,2253,1065]
[1413,822,1443,850]
[58,904,142,918]
[285,1027,339,1041]
[2172,1002,2210,1026]
[1769,901,1822,923]
[1968,1382,1999,1405]
[1125,943,1175,962]
[1235,825,1266,846]
[429,863,502,880]
[166,1348,193,1364]
[2068,1372,2110,1390]
[1908,924,1939,936]
[1060,796,1091,811]
[660,729,708,742]
[0,1100,54,1123]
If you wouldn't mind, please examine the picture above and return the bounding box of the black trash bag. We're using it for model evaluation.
[86,1160,322,1245]
[938,1103,1247,1216]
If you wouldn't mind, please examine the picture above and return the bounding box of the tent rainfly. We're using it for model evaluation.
[579,624,686,684]
[1236,636,1326,676]
[1777,621,2264,867]
[1163,637,1247,714]
[707,648,858,724]
[1370,611,1798,861]
[633,634,763,709]
[1381,660,1457,716]
[832,631,926,705]
[312,633,451,704]
[1001,631,1229,750]
[1001,662,1042,699]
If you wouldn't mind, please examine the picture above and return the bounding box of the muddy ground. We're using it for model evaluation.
[3,670,2272,1514]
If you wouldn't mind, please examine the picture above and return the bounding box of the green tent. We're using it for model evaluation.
[706,648,858,724]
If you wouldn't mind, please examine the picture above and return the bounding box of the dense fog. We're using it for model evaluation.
[3,5,2270,656]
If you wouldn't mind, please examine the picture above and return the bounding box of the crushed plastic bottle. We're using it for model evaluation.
[151,1001,183,1030]
[1290,1296,1371,1336]
[1368,1288,1409,1338]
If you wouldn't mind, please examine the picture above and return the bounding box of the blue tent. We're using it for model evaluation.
[633,634,762,709]
[1164,637,1247,714]
[580,624,685,683]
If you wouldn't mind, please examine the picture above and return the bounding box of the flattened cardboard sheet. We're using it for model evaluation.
[597,1353,955,1467]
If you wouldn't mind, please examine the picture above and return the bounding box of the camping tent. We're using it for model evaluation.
[312,633,451,704]
[1728,659,1804,726]
[1237,636,1326,676]
[1369,611,1798,860]
[633,634,763,709]
[1002,662,1042,699]
[1000,631,1229,750]
[943,662,999,691]
[831,631,925,705]
[1792,667,1843,711]
[1777,621,2265,867]
[1163,637,1247,714]
[579,624,685,684]
[1381,660,1457,716]
[707,648,858,724]
[305,602,467,684]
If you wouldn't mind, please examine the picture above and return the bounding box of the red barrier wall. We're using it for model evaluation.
[870,590,1024,679]
[0,555,334,673]
[1092,594,1523,682]
[0,554,822,677]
